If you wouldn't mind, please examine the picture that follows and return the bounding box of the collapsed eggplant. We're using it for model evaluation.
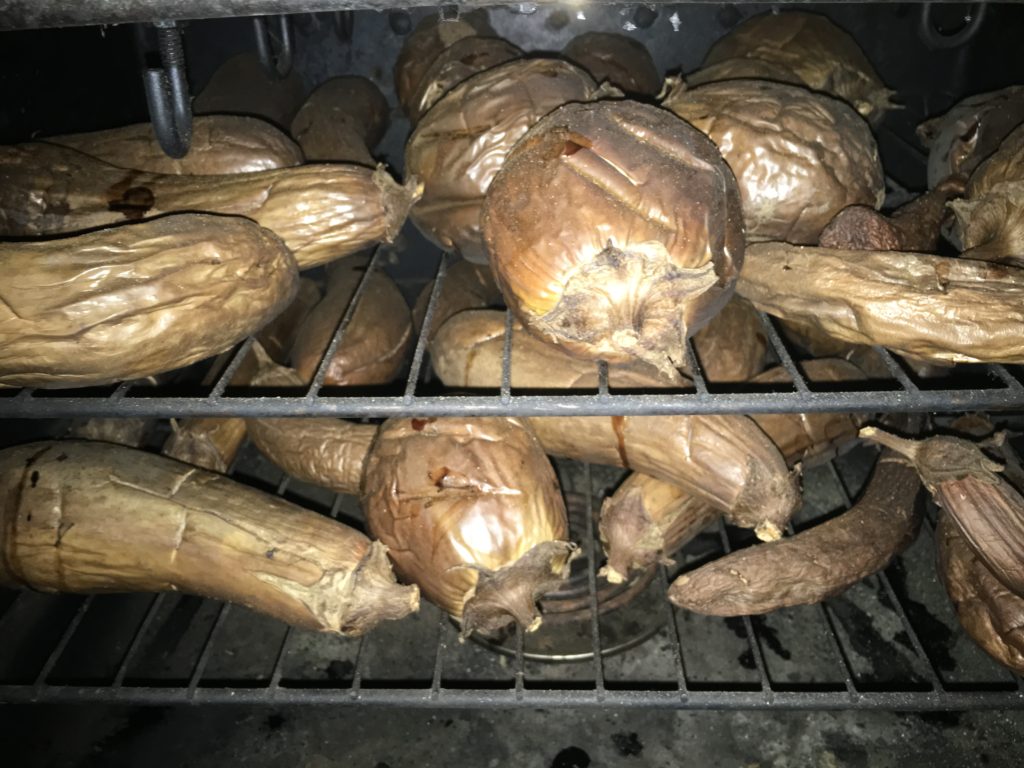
[862,428,1024,596]
[406,58,600,264]
[0,213,298,389]
[193,52,306,128]
[600,358,867,582]
[737,242,1024,365]
[46,115,304,174]
[363,417,576,638]
[669,446,922,616]
[663,79,885,245]
[0,441,418,635]
[697,10,896,125]
[428,310,799,541]
[289,76,389,165]
[483,99,744,374]
[561,32,661,96]
[0,143,420,270]
[937,513,1024,675]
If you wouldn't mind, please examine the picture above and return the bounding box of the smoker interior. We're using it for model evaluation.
[2,2,1024,710]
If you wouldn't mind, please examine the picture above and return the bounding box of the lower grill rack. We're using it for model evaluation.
[1,438,1021,710]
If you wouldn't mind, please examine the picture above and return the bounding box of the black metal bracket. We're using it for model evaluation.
[918,2,987,50]
[253,15,293,79]
[141,20,192,159]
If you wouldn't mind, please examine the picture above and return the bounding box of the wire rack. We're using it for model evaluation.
[3,247,1024,420]
[1,437,1022,710]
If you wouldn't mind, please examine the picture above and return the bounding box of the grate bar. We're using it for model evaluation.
[757,313,810,393]
[658,566,689,699]
[267,627,293,693]
[430,614,446,700]
[7,684,1021,709]
[209,338,255,399]
[596,361,610,398]
[514,624,525,699]
[8,386,1024,419]
[112,593,166,687]
[500,309,513,403]
[403,256,447,403]
[684,338,708,395]
[33,595,94,689]
[309,246,387,396]
[871,346,920,392]
[582,462,605,696]
[348,635,367,700]
[990,364,1024,392]
[187,603,232,697]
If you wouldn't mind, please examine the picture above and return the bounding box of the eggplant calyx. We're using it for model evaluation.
[338,541,420,635]
[598,487,664,583]
[458,540,579,641]
[860,427,1004,491]
[373,165,424,242]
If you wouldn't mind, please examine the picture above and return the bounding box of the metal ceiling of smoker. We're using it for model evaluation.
[0,0,985,31]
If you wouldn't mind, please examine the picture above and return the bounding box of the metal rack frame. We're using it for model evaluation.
[3,247,1024,420]
[1,449,1022,709]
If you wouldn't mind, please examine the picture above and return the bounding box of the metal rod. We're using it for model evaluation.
[9,385,1023,419]
[109,381,133,401]
[597,361,610,398]
[684,338,708,395]
[757,313,810,393]
[583,463,605,696]
[500,310,513,403]
[267,627,293,693]
[187,603,232,698]
[514,624,525,700]
[871,346,920,392]
[209,338,255,399]
[430,614,447,700]
[348,635,367,700]
[403,256,447,403]
[658,566,689,699]
[112,593,166,687]
[5,683,1022,709]
[309,247,386,396]
[990,364,1024,392]
[33,596,95,688]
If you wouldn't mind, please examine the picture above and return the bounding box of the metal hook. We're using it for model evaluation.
[253,15,293,79]
[918,2,987,50]
[141,21,192,159]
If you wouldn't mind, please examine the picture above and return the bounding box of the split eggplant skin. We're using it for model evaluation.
[668,449,922,616]
[862,428,1024,596]
[0,441,418,636]
[937,513,1024,675]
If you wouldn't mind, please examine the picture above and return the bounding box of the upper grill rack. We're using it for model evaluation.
[0,439,1021,709]
[3,247,1024,419]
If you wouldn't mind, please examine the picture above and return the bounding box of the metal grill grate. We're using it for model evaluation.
[2,247,1023,419]
[1,439,1022,709]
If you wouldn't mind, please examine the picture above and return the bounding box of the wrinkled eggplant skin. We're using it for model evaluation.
[406,58,598,264]
[0,214,298,389]
[950,124,1024,268]
[700,11,895,125]
[938,513,1024,675]
[0,143,417,270]
[562,32,661,96]
[918,85,1024,190]
[483,99,744,373]
[0,441,418,636]
[362,417,571,634]
[47,115,304,175]
[664,79,884,245]
[409,36,523,126]
[669,450,922,616]
[737,243,1024,365]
